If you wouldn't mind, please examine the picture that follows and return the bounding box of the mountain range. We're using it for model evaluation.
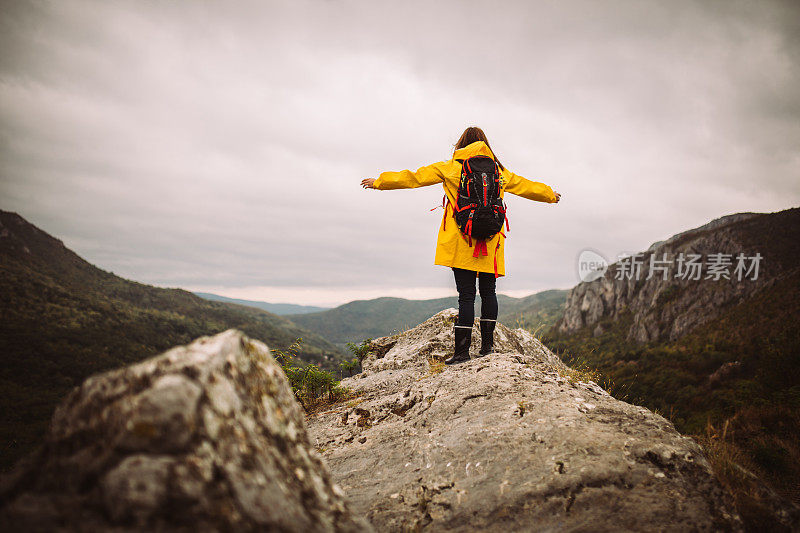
[194,292,329,315]
[286,290,568,346]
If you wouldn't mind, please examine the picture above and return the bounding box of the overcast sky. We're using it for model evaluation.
[2,0,799,306]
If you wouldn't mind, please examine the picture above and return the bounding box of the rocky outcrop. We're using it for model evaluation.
[0,330,370,532]
[558,209,799,343]
[306,310,742,532]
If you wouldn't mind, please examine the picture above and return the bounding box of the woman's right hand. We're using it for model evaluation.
[361,178,377,189]
[554,191,561,203]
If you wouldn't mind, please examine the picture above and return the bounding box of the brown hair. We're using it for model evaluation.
[453,126,504,170]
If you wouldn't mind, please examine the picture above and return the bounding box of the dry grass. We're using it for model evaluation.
[696,409,800,531]
[345,396,367,409]
[557,361,605,386]
[390,323,413,336]
[555,354,612,390]
[512,315,547,340]
[550,347,634,402]
[529,323,547,341]
[697,420,754,490]
[427,357,446,376]
[303,387,361,416]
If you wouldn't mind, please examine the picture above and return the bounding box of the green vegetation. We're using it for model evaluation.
[498,289,567,334]
[339,358,360,377]
[546,269,800,526]
[272,339,353,413]
[0,211,345,470]
[345,338,372,362]
[288,290,567,346]
[338,338,371,377]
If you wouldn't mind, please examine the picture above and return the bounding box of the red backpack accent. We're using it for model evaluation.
[431,160,509,277]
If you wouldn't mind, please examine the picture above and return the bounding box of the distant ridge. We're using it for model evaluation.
[194,292,329,315]
[287,290,567,345]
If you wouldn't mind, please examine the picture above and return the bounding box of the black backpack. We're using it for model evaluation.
[453,156,506,243]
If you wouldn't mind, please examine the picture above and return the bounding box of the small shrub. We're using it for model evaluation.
[339,357,361,377]
[274,338,351,411]
[272,338,304,366]
[346,338,373,363]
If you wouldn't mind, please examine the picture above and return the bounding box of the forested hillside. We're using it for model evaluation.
[0,210,343,469]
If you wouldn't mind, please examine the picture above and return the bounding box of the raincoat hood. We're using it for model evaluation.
[452,141,496,161]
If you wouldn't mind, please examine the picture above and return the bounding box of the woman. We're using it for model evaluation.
[361,126,561,365]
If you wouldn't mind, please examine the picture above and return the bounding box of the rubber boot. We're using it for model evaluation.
[478,319,496,356]
[445,326,472,365]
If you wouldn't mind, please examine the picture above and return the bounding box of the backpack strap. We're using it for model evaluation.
[429,194,446,212]
[493,202,510,232]
[493,232,506,278]
[430,194,451,230]
[493,240,499,278]
[472,240,488,258]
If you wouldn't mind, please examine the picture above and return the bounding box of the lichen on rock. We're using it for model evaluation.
[0,330,371,532]
[307,309,743,532]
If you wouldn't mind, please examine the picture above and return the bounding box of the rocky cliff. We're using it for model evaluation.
[558,208,800,343]
[0,330,369,532]
[306,310,742,531]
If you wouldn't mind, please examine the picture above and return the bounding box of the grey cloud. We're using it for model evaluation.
[1,0,798,304]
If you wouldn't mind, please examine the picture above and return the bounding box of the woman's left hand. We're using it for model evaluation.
[361,178,377,189]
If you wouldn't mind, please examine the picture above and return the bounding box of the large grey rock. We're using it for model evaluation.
[307,310,742,532]
[0,330,371,532]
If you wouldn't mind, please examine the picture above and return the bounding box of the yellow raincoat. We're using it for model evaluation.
[373,141,557,277]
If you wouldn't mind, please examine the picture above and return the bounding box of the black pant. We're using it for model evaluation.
[452,268,498,327]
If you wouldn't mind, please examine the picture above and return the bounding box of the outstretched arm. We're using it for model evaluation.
[505,171,561,203]
[361,162,446,190]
